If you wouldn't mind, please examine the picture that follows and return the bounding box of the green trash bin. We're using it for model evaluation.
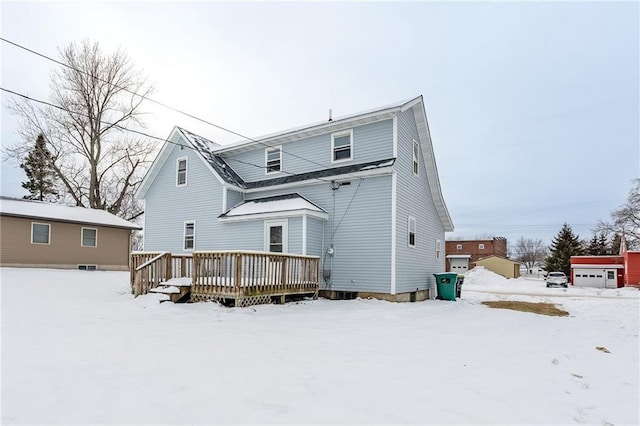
[433,273,459,301]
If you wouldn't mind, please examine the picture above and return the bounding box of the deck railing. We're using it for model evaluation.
[130,251,319,299]
[130,252,193,296]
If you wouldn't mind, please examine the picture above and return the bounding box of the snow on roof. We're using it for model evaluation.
[0,197,141,230]
[220,194,326,218]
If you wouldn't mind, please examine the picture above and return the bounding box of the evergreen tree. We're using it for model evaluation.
[20,133,58,201]
[545,223,584,275]
[586,232,609,255]
[610,234,622,255]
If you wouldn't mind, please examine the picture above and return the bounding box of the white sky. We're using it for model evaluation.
[1,1,638,245]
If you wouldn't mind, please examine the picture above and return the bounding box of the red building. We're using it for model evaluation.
[570,237,640,288]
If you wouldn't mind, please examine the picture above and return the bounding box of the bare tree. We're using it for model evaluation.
[597,179,640,250]
[512,237,548,269]
[5,40,155,220]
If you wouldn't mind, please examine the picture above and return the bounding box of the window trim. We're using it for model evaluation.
[176,157,188,187]
[264,219,288,253]
[81,227,98,248]
[456,244,463,250]
[265,146,282,175]
[412,139,419,176]
[331,129,353,164]
[184,221,195,251]
[479,243,485,250]
[31,222,50,245]
[436,239,442,260]
[408,216,416,248]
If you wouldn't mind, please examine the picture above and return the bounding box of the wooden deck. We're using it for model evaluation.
[130,251,319,307]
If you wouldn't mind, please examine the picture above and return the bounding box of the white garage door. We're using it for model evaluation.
[449,258,469,272]
[574,269,605,288]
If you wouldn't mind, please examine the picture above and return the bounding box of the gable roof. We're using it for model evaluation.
[136,96,453,231]
[0,197,141,230]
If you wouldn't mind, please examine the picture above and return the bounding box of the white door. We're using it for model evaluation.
[605,270,617,289]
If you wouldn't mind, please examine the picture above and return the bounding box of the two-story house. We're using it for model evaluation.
[137,96,454,302]
[445,237,507,273]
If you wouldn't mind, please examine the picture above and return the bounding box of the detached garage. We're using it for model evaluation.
[570,256,624,288]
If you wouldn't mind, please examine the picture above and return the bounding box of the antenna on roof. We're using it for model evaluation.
[328,108,333,122]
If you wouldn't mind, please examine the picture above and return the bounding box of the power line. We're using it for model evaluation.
[0,37,365,181]
[0,86,359,188]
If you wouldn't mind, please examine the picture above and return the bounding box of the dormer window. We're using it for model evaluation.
[266,146,282,174]
[332,130,353,163]
[176,158,187,186]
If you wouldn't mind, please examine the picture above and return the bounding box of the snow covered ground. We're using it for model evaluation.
[1,267,638,425]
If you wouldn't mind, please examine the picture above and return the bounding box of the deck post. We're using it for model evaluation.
[235,254,243,295]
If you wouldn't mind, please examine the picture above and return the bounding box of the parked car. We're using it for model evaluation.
[546,272,568,288]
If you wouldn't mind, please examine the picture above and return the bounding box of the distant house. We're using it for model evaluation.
[570,237,640,288]
[0,196,141,271]
[445,237,507,272]
[474,255,521,279]
[137,96,454,302]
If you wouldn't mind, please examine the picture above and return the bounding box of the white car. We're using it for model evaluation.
[546,272,568,288]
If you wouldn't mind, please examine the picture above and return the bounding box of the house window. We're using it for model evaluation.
[479,243,485,250]
[184,221,195,250]
[265,219,288,253]
[331,130,353,163]
[456,244,462,250]
[31,222,50,244]
[412,140,419,176]
[265,146,282,173]
[408,216,416,247]
[436,239,442,260]
[177,158,187,186]
[81,227,97,247]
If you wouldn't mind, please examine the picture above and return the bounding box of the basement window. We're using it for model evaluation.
[78,265,97,271]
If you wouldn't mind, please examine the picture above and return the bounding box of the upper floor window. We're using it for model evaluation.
[456,244,463,250]
[184,221,195,250]
[412,140,419,176]
[408,216,416,247]
[479,243,485,250]
[331,130,353,163]
[31,222,50,245]
[436,239,442,260]
[81,227,97,247]
[177,158,187,186]
[265,146,282,174]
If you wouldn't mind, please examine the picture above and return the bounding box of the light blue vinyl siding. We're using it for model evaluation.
[224,119,394,182]
[248,174,393,294]
[306,217,324,257]
[144,142,223,253]
[394,109,446,293]
[226,189,244,211]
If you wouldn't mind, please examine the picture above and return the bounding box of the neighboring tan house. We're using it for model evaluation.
[474,255,521,279]
[137,95,454,301]
[445,237,507,272]
[0,196,141,271]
